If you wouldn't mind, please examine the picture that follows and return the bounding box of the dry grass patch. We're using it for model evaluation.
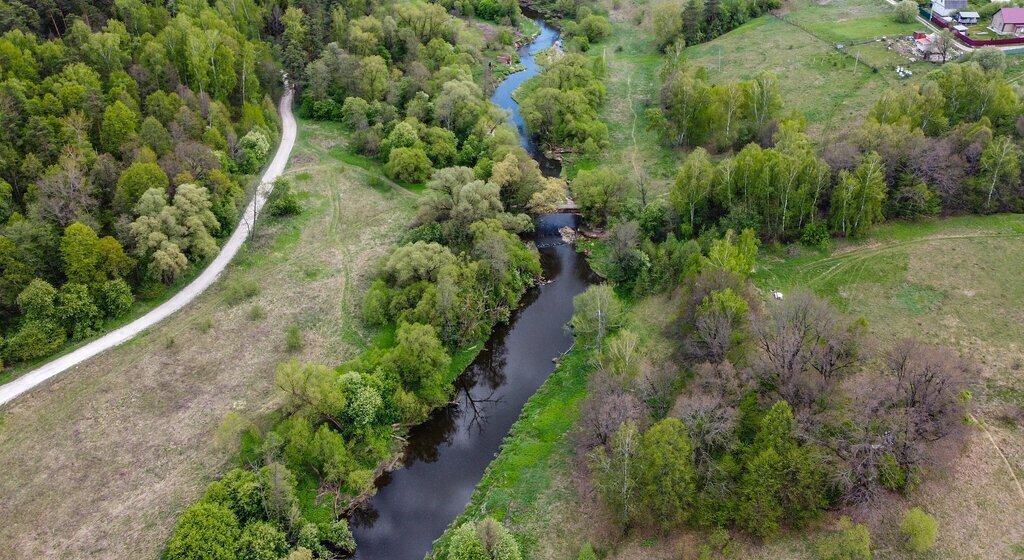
[0,118,416,560]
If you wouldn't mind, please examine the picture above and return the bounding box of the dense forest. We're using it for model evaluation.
[0,0,282,367]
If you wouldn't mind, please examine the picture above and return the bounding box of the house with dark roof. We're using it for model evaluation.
[992,7,1024,35]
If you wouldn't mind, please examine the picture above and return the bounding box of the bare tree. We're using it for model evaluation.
[883,338,968,440]
[575,370,647,452]
[751,291,863,411]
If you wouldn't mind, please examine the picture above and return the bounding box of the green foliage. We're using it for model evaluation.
[520,54,609,152]
[572,167,628,227]
[815,517,871,560]
[4,319,65,362]
[100,100,136,153]
[386,322,451,405]
[285,324,303,352]
[239,129,271,174]
[892,0,917,23]
[900,507,938,553]
[385,146,433,183]
[98,278,134,319]
[637,417,697,528]
[830,152,887,237]
[165,502,240,560]
[235,521,288,560]
[55,282,101,339]
[569,284,624,351]
[448,523,489,560]
[701,229,759,278]
[267,178,301,217]
[115,161,169,215]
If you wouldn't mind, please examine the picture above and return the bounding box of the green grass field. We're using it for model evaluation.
[686,0,931,137]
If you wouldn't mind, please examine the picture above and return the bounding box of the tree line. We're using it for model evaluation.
[631,49,1024,246]
[0,1,282,367]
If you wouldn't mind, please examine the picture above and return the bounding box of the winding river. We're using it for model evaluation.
[348,15,596,559]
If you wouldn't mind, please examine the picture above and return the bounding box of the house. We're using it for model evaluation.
[931,0,967,17]
[496,54,512,65]
[957,11,980,24]
[991,7,1024,34]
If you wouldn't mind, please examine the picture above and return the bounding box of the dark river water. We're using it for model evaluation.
[348,15,596,560]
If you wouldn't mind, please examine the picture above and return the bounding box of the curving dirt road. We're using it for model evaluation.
[0,89,297,408]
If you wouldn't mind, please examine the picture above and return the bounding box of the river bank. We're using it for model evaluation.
[347,15,597,560]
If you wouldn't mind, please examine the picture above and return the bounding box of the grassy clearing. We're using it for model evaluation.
[752,214,1024,559]
[686,0,931,138]
[568,5,679,193]
[0,118,417,560]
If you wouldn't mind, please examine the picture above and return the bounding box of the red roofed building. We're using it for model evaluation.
[991,7,1024,35]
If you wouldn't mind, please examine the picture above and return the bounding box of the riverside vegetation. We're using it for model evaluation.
[433,0,1024,559]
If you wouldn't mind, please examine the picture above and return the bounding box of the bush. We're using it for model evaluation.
[98,278,134,319]
[165,501,240,560]
[578,543,598,560]
[239,129,271,173]
[318,520,356,554]
[4,320,65,363]
[893,0,917,23]
[224,279,260,306]
[801,221,830,250]
[815,516,871,560]
[236,521,288,560]
[384,147,433,183]
[267,178,301,217]
[285,324,303,352]
[900,508,938,553]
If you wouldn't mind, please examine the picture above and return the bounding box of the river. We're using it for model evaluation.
[348,15,596,560]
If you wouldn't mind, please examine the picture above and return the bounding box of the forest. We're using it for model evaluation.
[0,0,282,367]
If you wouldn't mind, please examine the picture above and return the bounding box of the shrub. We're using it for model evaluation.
[236,521,288,560]
[4,320,65,363]
[285,324,303,352]
[893,0,918,23]
[239,129,271,173]
[98,278,134,319]
[165,501,240,560]
[318,520,356,554]
[384,147,433,183]
[225,279,260,306]
[578,544,598,560]
[900,508,938,553]
[248,304,266,321]
[267,177,301,217]
[815,516,871,560]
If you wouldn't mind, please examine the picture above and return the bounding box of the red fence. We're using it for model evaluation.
[925,9,1024,46]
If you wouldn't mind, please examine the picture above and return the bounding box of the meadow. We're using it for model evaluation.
[0,119,417,559]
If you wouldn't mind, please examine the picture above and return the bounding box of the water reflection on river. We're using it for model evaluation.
[349,16,595,560]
